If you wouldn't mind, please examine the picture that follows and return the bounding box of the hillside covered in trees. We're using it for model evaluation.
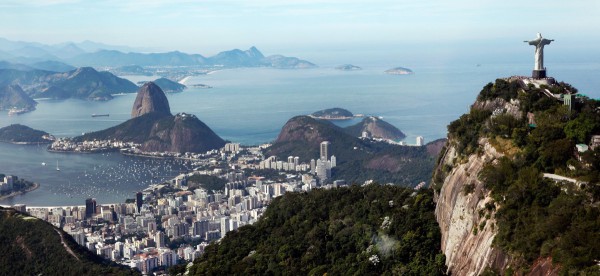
[189,185,446,275]
[0,207,139,275]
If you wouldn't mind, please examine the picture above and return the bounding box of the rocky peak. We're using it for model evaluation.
[131,82,171,118]
[246,46,264,59]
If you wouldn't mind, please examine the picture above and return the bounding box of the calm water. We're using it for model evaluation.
[1,62,599,206]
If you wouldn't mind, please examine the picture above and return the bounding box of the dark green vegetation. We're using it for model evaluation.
[311,107,353,118]
[0,207,139,275]
[0,67,137,100]
[150,78,186,92]
[445,78,600,274]
[267,116,438,186]
[0,84,36,110]
[75,112,225,153]
[187,174,227,192]
[189,185,446,275]
[0,124,52,143]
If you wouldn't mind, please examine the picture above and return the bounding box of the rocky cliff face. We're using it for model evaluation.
[434,138,512,275]
[131,82,172,118]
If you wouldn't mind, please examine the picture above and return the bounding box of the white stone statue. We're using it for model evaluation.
[524,33,554,71]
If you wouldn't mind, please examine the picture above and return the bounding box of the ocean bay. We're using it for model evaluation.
[1,62,599,206]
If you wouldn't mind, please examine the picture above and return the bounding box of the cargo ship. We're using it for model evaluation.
[91,114,110,117]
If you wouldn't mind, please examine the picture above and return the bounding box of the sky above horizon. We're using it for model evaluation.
[1,0,599,65]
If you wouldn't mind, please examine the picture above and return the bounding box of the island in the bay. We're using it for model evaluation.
[385,66,414,75]
[0,124,55,144]
[310,107,355,120]
[335,64,362,71]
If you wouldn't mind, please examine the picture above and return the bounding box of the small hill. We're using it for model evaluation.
[131,82,172,118]
[77,112,225,153]
[0,207,139,275]
[335,64,362,71]
[151,78,186,93]
[189,185,446,275]
[78,83,224,153]
[0,84,36,111]
[385,67,413,75]
[266,116,436,185]
[0,67,138,100]
[310,107,353,119]
[0,124,53,144]
[263,54,317,69]
[344,116,406,140]
[40,67,138,100]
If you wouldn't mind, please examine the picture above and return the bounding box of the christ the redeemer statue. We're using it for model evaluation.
[524,33,554,78]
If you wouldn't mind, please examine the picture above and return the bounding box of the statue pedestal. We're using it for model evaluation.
[532,69,546,79]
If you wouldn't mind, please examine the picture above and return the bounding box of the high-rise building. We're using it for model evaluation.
[320,141,330,161]
[416,136,424,146]
[136,192,143,213]
[220,217,230,237]
[330,155,337,168]
[85,198,96,219]
[310,159,316,174]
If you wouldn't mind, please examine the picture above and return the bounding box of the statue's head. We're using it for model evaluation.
[537,33,542,39]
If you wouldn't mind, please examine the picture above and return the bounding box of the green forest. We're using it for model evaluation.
[0,207,139,275]
[189,185,446,275]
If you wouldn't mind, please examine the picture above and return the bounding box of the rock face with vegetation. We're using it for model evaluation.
[0,84,36,111]
[433,78,600,275]
[0,124,53,144]
[189,185,446,275]
[0,207,139,275]
[267,115,437,186]
[79,83,225,153]
[345,116,406,140]
[131,82,172,118]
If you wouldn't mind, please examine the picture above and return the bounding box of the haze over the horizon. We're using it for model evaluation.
[1,0,599,65]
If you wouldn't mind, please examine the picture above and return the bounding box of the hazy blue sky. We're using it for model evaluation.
[1,0,599,65]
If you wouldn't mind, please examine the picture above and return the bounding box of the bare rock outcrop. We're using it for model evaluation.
[435,138,512,275]
[131,82,171,118]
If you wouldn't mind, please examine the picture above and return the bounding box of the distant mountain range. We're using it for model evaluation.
[0,37,316,69]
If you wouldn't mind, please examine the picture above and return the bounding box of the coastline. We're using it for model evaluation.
[0,182,40,201]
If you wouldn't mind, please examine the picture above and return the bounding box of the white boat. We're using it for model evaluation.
[56,160,60,171]
[42,162,46,166]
